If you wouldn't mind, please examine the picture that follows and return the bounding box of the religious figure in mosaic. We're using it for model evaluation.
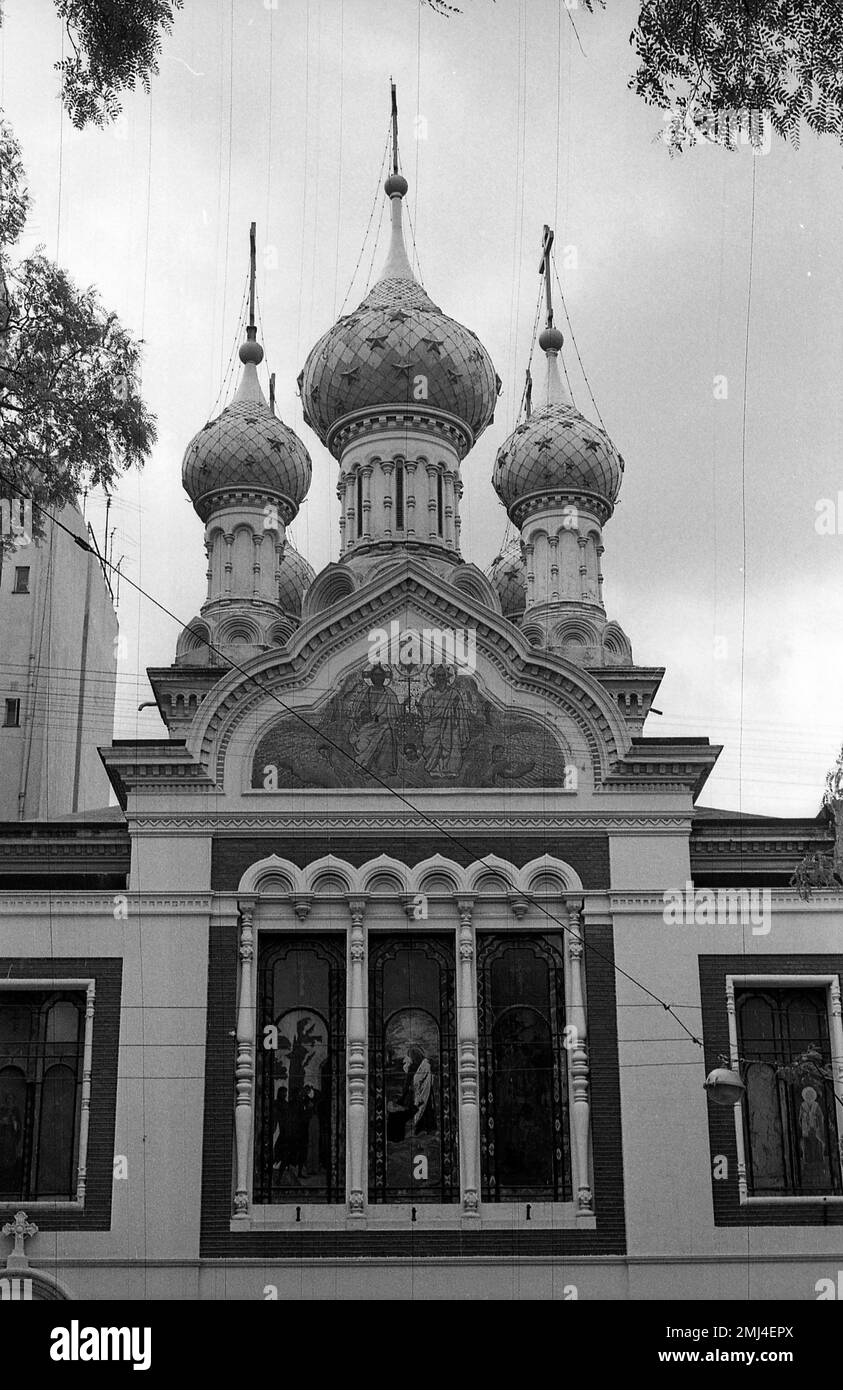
[252,661,574,789]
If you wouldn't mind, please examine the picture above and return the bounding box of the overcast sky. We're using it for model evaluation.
[4,0,842,816]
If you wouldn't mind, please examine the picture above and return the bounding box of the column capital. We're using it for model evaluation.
[237,896,257,925]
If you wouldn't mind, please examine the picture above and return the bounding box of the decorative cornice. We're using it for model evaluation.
[0,894,214,913]
[327,404,473,461]
[127,811,690,834]
[611,889,843,910]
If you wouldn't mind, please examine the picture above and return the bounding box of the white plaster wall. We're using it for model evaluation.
[0,896,210,1269]
[613,894,843,1277]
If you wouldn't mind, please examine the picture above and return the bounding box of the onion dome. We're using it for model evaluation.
[493,331,624,526]
[299,168,499,459]
[182,329,312,524]
[487,543,526,619]
[277,542,315,619]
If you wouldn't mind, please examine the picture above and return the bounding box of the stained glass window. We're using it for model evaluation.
[736,987,841,1197]
[369,936,458,1204]
[477,935,571,1202]
[0,991,84,1202]
[253,937,346,1204]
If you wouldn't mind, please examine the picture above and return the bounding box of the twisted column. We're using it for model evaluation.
[347,896,368,1215]
[233,902,256,1218]
[456,896,480,1214]
[567,899,593,1215]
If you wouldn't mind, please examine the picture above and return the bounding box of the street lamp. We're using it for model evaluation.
[703,1065,746,1107]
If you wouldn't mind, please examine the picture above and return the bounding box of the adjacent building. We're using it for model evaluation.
[0,503,117,822]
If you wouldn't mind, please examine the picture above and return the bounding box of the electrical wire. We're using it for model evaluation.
[0,471,713,1057]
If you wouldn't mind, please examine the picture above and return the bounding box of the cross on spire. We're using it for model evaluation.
[390,79,399,176]
[248,220,257,334]
[539,224,555,330]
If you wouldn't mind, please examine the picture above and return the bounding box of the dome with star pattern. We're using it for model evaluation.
[277,542,316,618]
[487,543,526,619]
[182,341,312,524]
[299,178,499,459]
[493,401,624,523]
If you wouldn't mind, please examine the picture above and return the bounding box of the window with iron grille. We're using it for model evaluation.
[736,986,842,1197]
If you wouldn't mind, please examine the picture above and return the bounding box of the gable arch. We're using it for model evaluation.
[188,558,633,792]
[521,854,583,896]
[238,854,303,897]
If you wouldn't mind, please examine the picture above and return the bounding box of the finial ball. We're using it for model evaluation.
[239,340,265,365]
[384,172,408,198]
[539,326,564,353]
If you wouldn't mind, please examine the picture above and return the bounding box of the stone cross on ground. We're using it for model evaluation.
[2,1210,37,1269]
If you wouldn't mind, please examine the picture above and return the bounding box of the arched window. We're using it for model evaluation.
[253,937,346,1204]
[477,935,571,1201]
[368,936,458,1204]
[0,991,83,1202]
[395,462,405,531]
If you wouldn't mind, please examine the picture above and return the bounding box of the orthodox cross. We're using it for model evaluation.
[539,223,555,329]
[248,220,257,333]
[2,1210,38,1261]
[390,79,400,175]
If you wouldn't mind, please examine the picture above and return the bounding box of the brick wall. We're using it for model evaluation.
[211,833,610,889]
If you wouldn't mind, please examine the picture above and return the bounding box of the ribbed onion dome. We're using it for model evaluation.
[182,333,312,524]
[493,327,624,524]
[278,542,315,619]
[487,543,526,619]
[299,171,500,458]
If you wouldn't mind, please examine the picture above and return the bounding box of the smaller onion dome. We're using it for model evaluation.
[278,542,315,619]
[487,543,526,619]
[493,325,624,524]
[182,330,312,524]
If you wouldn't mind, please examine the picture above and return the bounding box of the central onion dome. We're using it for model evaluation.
[183,333,312,524]
[493,327,623,526]
[299,169,500,460]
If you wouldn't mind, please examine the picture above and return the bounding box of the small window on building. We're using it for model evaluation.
[12,566,29,594]
[0,990,86,1202]
[3,699,20,728]
[356,474,363,539]
[436,471,444,537]
[736,985,842,1197]
[395,462,404,531]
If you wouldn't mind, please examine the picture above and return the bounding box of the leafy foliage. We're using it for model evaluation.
[0,120,155,551]
[54,0,183,128]
[634,0,843,153]
[791,743,843,899]
[425,0,843,152]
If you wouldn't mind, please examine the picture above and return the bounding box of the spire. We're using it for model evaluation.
[537,223,571,409]
[379,81,414,282]
[234,221,267,406]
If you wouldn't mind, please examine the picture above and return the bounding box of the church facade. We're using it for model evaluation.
[1,133,842,1302]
